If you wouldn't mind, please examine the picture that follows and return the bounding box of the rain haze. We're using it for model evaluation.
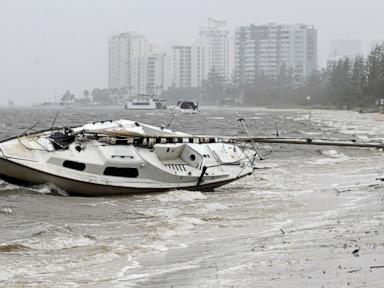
[3,1,384,287]
[0,0,384,105]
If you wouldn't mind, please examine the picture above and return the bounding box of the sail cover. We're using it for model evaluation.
[73,120,191,138]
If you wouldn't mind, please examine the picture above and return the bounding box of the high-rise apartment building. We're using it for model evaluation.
[171,46,192,88]
[191,40,205,87]
[171,41,205,88]
[109,33,148,95]
[171,19,231,89]
[109,33,170,96]
[146,52,171,95]
[199,19,231,81]
[234,23,317,84]
[110,22,317,99]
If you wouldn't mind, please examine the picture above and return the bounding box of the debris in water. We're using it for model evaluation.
[0,243,28,252]
[334,188,351,195]
[348,269,361,273]
[352,248,360,257]
[370,265,384,269]
[0,207,13,214]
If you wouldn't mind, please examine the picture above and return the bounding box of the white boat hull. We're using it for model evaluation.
[0,157,251,195]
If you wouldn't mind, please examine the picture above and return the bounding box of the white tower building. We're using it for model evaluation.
[109,33,170,96]
[171,46,192,88]
[234,23,317,84]
[109,33,149,95]
[199,18,231,81]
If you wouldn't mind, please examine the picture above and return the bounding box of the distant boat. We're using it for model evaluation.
[8,99,15,106]
[125,95,166,110]
[169,101,199,114]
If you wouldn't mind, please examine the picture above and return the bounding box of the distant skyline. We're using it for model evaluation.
[1,0,384,105]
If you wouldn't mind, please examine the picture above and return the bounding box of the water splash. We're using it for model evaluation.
[155,190,207,203]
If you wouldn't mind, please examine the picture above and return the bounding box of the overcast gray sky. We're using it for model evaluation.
[0,0,383,105]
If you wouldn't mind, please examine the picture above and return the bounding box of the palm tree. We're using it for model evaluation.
[83,90,90,99]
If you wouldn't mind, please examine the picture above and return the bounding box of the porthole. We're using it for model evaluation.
[103,167,139,178]
[63,160,86,171]
[190,154,196,161]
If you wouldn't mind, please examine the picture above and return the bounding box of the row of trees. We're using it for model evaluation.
[60,88,129,105]
[304,44,384,108]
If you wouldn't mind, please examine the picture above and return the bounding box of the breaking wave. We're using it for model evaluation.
[0,180,68,196]
[155,190,207,202]
[0,179,19,191]
[29,183,69,196]
[0,223,97,253]
[22,235,95,251]
[312,149,350,165]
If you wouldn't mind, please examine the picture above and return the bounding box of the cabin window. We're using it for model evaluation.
[63,160,86,171]
[103,167,139,178]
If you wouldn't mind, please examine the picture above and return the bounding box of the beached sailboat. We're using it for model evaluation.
[0,120,255,196]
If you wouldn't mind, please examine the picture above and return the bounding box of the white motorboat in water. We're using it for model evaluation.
[168,101,199,114]
[0,120,255,196]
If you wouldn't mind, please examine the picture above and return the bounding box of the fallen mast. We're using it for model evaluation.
[230,137,384,149]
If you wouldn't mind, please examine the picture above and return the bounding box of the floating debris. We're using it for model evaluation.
[0,207,13,214]
[352,248,360,257]
[370,265,384,269]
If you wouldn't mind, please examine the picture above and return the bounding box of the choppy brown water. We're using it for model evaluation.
[1,107,384,287]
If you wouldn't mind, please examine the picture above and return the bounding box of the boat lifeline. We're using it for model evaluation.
[0,120,255,196]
